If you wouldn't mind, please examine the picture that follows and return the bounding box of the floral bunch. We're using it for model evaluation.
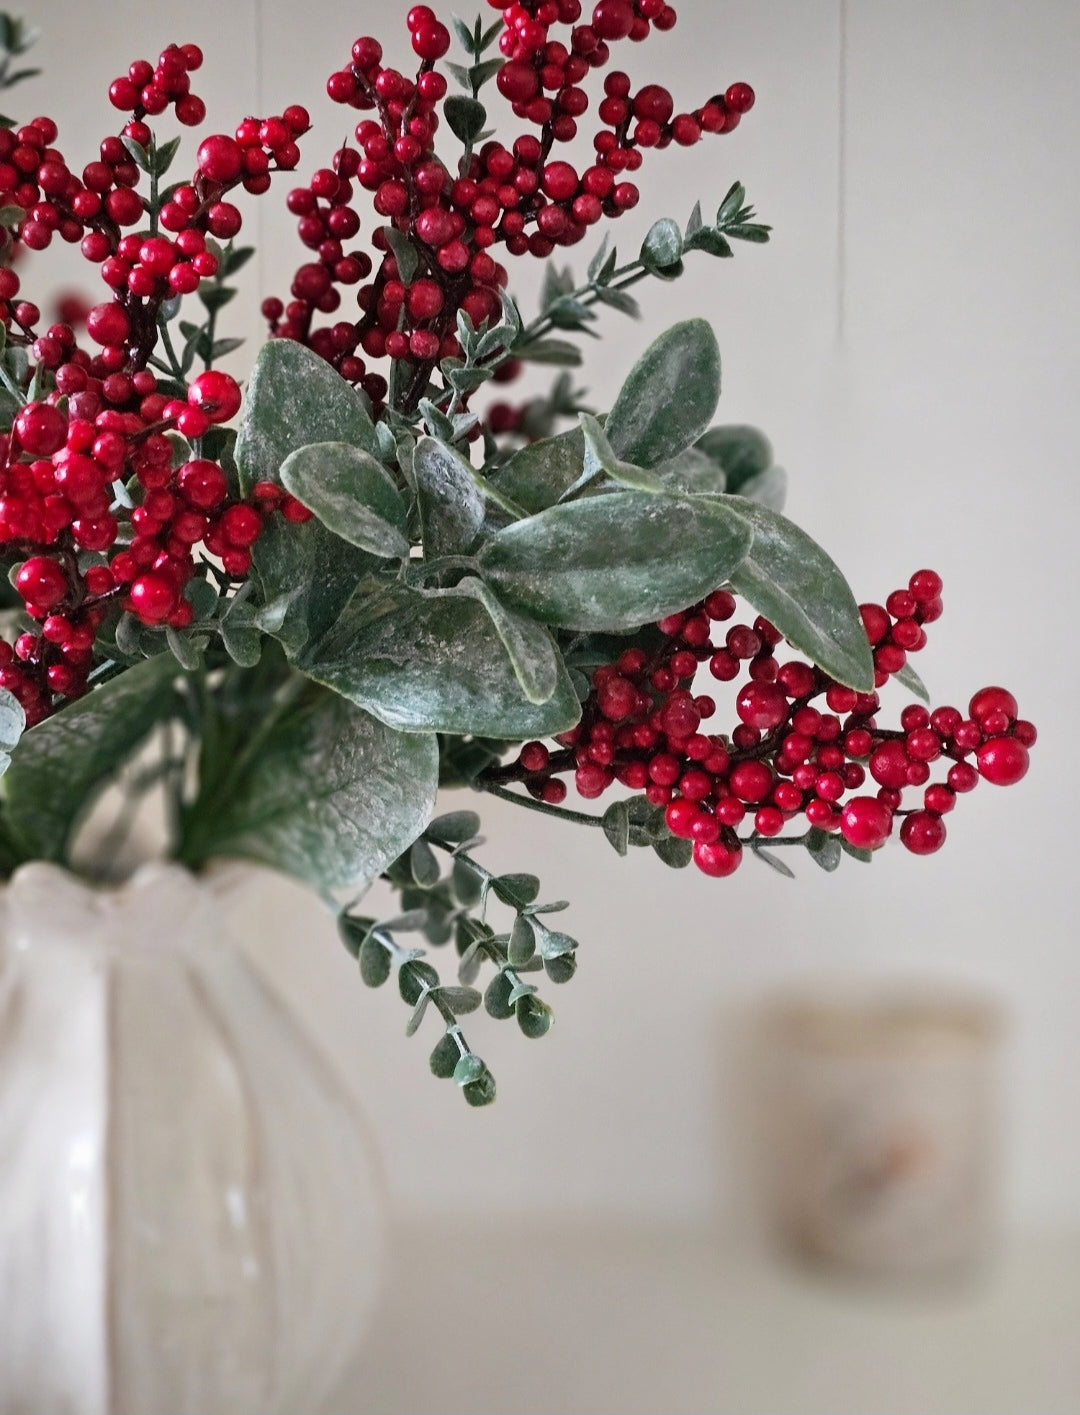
[0,7,1034,1102]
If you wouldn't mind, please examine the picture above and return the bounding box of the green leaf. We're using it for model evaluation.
[516,337,583,367]
[717,181,746,225]
[426,810,481,844]
[751,845,796,879]
[479,491,753,632]
[577,413,664,493]
[2,656,179,860]
[653,835,693,869]
[651,446,727,496]
[544,953,578,985]
[453,1053,486,1086]
[840,838,875,864]
[723,497,875,691]
[508,914,536,966]
[594,286,641,318]
[735,465,788,512]
[359,934,392,987]
[165,625,204,671]
[382,225,420,285]
[489,426,585,515]
[451,576,561,705]
[684,227,733,259]
[297,582,581,736]
[806,827,842,872]
[605,320,721,469]
[0,686,25,751]
[119,135,150,172]
[516,995,553,1039]
[410,837,440,887]
[187,684,439,892]
[602,799,630,857]
[536,927,576,961]
[485,971,515,1019]
[895,661,930,704]
[491,873,540,908]
[236,339,380,653]
[462,1063,496,1106]
[438,985,482,1015]
[444,95,488,143]
[412,436,485,557]
[220,621,262,667]
[640,217,684,270]
[279,440,409,559]
[696,425,772,491]
[429,1032,460,1078]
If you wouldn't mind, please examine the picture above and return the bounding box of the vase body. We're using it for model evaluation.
[0,862,386,1415]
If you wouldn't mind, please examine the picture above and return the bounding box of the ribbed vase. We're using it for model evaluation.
[0,862,386,1415]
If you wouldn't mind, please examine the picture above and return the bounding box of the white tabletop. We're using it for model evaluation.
[341,1221,1080,1414]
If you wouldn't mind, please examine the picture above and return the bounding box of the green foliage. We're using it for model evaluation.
[479,490,753,631]
[280,441,409,559]
[2,657,181,862]
[342,813,578,1104]
[606,320,721,468]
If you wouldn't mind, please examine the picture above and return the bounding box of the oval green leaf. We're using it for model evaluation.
[280,441,409,559]
[478,491,753,631]
[605,319,721,468]
[722,496,875,691]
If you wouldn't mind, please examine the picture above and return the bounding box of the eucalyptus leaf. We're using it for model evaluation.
[652,835,693,869]
[479,490,753,631]
[453,1053,486,1086]
[508,914,536,966]
[184,683,438,892]
[489,426,585,514]
[516,995,553,1039]
[485,971,515,1020]
[605,320,721,468]
[438,986,482,1016]
[236,339,380,653]
[491,872,540,907]
[806,827,842,872]
[640,217,684,269]
[359,934,392,988]
[0,687,25,753]
[444,95,487,143]
[451,576,561,705]
[429,1032,460,1078]
[412,436,485,557]
[279,441,409,559]
[895,661,930,704]
[735,465,788,512]
[298,581,581,736]
[696,425,772,491]
[602,799,630,857]
[426,810,482,844]
[723,496,875,691]
[2,655,180,860]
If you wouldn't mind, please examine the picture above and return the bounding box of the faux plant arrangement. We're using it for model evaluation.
[0,3,1036,1106]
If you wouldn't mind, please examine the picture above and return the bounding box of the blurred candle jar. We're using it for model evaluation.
[759,984,1005,1280]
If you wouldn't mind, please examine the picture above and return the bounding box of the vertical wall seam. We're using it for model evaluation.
[836,0,848,344]
[253,0,266,321]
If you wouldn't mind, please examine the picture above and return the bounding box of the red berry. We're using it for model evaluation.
[591,0,635,40]
[724,82,755,113]
[219,503,263,548]
[14,401,67,456]
[129,572,178,624]
[900,811,947,856]
[188,370,242,424]
[197,134,243,184]
[15,556,68,611]
[693,837,743,877]
[976,736,1029,787]
[839,796,893,850]
[969,686,1017,725]
[736,681,788,731]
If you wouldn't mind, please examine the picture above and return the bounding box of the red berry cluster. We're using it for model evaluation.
[107,42,207,128]
[506,572,1036,878]
[266,4,752,399]
[0,357,311,723]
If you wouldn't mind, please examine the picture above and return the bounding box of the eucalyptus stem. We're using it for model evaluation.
[479,780,605,828]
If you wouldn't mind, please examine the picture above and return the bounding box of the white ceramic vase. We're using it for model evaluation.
[0,862,387,1415]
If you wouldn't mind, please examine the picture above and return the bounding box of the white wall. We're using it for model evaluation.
[22,1,1080,1227]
